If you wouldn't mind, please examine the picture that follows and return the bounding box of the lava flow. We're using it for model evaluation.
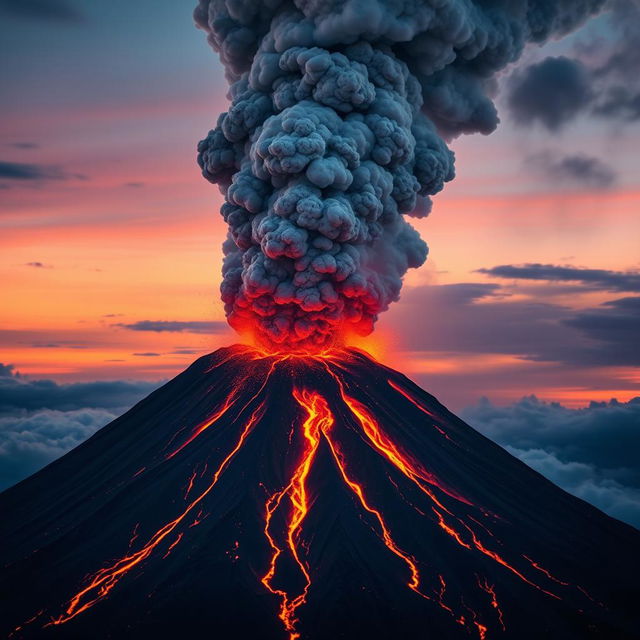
[1,345,638,640]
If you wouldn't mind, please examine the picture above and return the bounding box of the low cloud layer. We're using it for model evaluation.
[0,365,161,491]
[462,396,640,528]
[0,364,16,377]
[0,367,159,413]
[0,407,115,490]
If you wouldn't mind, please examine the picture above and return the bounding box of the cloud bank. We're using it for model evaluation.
[0,160,85,183]
[462,395,640,528]
[0,365,160,491]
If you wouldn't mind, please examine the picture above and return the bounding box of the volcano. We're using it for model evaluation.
[1,345,638,639]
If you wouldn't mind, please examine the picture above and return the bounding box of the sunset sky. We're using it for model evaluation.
[1,0,639,411]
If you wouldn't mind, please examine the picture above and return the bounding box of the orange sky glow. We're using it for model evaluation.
[1,6,638,411]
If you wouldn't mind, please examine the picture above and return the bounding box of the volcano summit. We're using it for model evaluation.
[1,346,638,639]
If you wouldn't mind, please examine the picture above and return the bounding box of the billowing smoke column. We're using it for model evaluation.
[196,0,604,349]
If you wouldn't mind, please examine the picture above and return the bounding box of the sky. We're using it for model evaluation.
[1,1,639,524]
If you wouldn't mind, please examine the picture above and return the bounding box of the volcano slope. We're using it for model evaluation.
[1,345,638,640]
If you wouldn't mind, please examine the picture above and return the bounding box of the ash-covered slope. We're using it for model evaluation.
[1,346,638,640]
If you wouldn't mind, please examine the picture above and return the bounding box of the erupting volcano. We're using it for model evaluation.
[2,1,639,638]
[1,346,638,639]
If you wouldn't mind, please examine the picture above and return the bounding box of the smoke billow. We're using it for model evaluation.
[195,0,604,349]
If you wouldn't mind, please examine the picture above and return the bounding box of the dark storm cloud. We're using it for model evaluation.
[116,320,227,334]
[461,396,640,527]
[589,0,640,121]
[0,161,86,183]
[525,151,616,188]
[0,0,83,23]
[387,282,640,367]
[477,264,640,292]
[507,57,592,130]
[506,0,640,129]
[561,297,640,365]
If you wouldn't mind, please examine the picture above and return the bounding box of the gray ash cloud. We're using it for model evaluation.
[195,0,605,348]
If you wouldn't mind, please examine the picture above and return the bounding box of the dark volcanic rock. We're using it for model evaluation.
[1,345,638,639]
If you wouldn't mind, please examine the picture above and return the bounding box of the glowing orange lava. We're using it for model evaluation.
[260,389,326,640]
[334,376,471,507]
[326,362,571,607]
[522,555,569,586]
[476,575,505,631]
[322,419,425,598]
[387,379,451,439]
[45,401,265,627]
[165,387,240,459]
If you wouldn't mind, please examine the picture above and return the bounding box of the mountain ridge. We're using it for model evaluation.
[1,345,638,639]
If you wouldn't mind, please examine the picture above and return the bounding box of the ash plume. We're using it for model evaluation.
[195,0,605,349]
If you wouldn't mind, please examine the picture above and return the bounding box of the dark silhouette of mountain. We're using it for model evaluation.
[1,345,638,639]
